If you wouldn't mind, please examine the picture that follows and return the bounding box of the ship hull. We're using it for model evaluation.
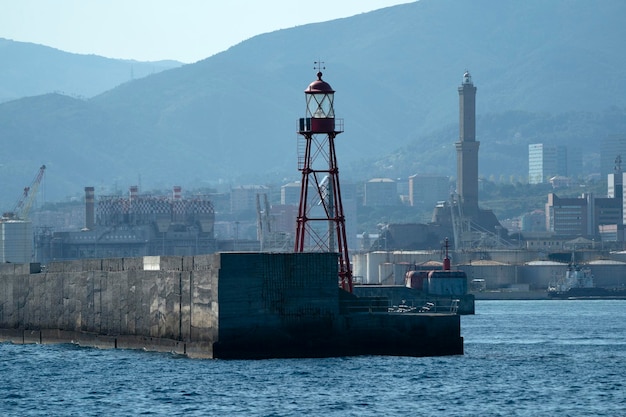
[548,287,626,299]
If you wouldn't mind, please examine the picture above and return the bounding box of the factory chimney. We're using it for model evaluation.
[129,185,139,201]
[84,186,95,230]
[173,186,182,200]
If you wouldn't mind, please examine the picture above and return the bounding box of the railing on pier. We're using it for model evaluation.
[388,299,461,314]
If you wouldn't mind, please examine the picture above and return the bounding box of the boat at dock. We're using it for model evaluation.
[547,261,626,299]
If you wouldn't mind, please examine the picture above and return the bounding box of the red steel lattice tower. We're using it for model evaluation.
[295,67,353,292]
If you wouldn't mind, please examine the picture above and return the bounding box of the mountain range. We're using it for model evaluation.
[1,0,625,208]
[0,38,182,102]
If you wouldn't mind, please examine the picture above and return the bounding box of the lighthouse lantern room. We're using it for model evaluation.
[304,71,335,133]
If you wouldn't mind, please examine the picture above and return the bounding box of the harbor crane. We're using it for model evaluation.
[2,165,46,220]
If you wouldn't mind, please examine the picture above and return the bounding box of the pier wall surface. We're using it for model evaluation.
[0,253,462,358]
[0,255,217,357]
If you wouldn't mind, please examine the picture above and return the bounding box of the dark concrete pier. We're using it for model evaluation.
[0,253,463,358]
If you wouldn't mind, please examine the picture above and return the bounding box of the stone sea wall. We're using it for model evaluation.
[0,252,463,358]
[0,255,218,357]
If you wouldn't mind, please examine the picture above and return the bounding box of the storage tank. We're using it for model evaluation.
[518,261,566,289]
[0,220,33,263]
[379,262,394,284]
[393,262,411,285]
[426,270,468,296]
[351,252,367,284]
[587,260,626,289]
[366,251,388,284]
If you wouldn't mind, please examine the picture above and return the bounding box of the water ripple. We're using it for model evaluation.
[1,300,626,416]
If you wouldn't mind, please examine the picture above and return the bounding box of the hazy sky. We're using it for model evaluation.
[0,1,412,63]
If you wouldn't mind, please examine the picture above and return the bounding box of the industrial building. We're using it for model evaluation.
[0,219,32,263]
[364,178,398,206]
[280,182,302,205]
[601,134,626,177]
[544,156,624,243]
[528,143,583,185]
[231,185,270,213]
[545,193,591,237]
[408,174,450,208]
[528,143,568,184]
[36,186,216,263]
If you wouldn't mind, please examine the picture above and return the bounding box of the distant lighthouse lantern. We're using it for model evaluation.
[304,71,335,133]
[463,70,472,84]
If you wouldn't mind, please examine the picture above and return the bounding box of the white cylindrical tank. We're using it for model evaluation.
[379,262,394,285]
[351,252,367,284]
[0,220,33,263]
[393,263,411,285]
[366,251,388,284]
[393,251,436,264]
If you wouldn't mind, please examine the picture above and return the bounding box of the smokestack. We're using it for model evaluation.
[443,238,451,271]
[172,186,183,223]
[85,186,95,230]
[129,185,139,202]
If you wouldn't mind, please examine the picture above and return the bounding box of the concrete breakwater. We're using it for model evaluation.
[0,252,463,358]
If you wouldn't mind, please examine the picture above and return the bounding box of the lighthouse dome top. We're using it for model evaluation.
[305,72,335,94]
[462,71,472,84]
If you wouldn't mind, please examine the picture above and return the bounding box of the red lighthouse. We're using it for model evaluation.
[295,66,353,292]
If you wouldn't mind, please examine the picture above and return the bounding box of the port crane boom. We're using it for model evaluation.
[5,165,46,220]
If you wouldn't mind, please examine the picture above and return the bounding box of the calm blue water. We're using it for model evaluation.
[1,300,625,416]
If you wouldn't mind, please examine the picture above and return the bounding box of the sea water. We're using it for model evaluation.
[1,300,625,416]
